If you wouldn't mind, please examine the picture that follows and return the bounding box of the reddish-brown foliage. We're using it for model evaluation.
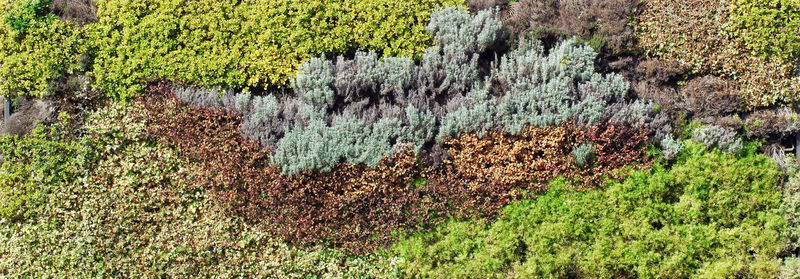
[137,88,443,253]
[569,121,651,188]
[443,121,650,205]
[135,82,651,253]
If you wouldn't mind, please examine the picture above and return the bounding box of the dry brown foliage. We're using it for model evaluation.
[504,0,639,55]
[51,0,97,24]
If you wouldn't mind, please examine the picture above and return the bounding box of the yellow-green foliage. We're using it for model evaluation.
[0,114,82,221]
[0,0,88,98]
[729,0,800,64]
[392,141,787,278]
[91,0,461,100]
[634,0,800,108]
[0,103,397,277]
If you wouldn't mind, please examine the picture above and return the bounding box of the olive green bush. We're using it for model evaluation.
[634,0,800,108]
[729,0,800,64]
[392,141,786,278]
[0,114,82,221]
[91,0,461,100]
[0,103,396,278]
[0,0,88,98]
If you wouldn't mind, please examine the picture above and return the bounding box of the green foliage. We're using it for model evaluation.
[729,0,800,64]
[91,0,461,100]
[0,114,82,221]
[0,0,87,98]
[0,103,395,277]
[392,141,786,278]
[4,0,53,32]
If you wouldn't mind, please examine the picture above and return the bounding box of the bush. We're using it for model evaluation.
[139,94,430,253]
[90,0,461,100]
[0,97,56,135]
[693,125,743,154]
[171,7,654,174]
[660,134,683,161]
[0,114,81,220]
[634,0,800,107]
[444,121,649,212]
[491,38,630,135]
[170,7,655,174]
[729,0,800,65]
[0,102,395,278]
[50,0,96,24]
[0,0,88,98]
[744,107,800,139]
[392,141,786,278]
[504,0,639,55]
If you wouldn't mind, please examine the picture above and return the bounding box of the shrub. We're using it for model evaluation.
[504,0,639,55]
[491,38,629,135]
[680,75,741,118]
[783,172,800,254]
[50,0,96,24]
[172,8,652,174]
[0,114,81,220]
[660,134,683,161]
[744,107,800,139]
[693,125,743,154]
[729,0,800,65]
[0,0,88,98]
[0,102,396,278]
[634,0,800,107]
[392,141,786,278]
[781,257,800,279]
[571,143,594,168]
[0,97,56,135]
[138,94,432,253]
[444,121,649,207]
[90,0,461,100]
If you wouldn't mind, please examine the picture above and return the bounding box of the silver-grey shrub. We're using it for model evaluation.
[492,38,629,135]
[172,7,658,174]
[660,135,683,161]
[572,143,595,168]
[693,125,743,154]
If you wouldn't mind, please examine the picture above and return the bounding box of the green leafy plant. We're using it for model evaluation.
[90,0,461,100]
[392,140,786,278]
[0,0,88,98]
[0,113,83,221]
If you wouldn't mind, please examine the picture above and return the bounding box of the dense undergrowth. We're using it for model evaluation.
[1,0,799,277]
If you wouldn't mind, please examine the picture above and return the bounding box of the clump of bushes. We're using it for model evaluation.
[503,0,639,55]
[141,82,654,253]
[0,102,395,278]
[176,7,657,174]
[392,140,786,278]
[0,114,81,220]
[0,0,89,98]
[693,125,743,154]
[91,0,461,100]
[728,0,800,65]
[139,92,434,253]
[634,0,800,107]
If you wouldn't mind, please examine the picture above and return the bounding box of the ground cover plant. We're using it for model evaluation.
[1,0,800,277]
[392,141,788,278]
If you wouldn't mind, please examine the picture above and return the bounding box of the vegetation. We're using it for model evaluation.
[392,141,787,278]
[1,0,799,277]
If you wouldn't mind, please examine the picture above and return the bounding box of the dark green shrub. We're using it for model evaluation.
[392,141,786,278]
